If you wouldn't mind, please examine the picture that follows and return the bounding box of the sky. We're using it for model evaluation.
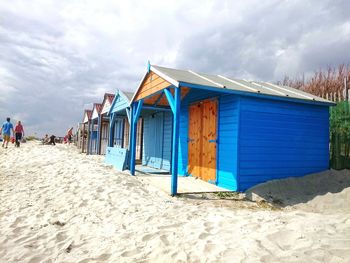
[0,0,349,136]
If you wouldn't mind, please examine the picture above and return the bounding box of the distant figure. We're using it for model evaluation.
[67,127,73,144]
[0,117,14,149]
[43,134,49,144]
[49,135,56,145]
[14,121,24,147]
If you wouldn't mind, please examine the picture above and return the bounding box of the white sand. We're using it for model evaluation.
[0,142,349,262]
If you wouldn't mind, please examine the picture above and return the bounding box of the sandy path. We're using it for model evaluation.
[0,142,349,262]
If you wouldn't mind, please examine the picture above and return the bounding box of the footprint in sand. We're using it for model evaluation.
[158,223,182,230]
[199,232,211,240]
[121,249,140,257]
[95,253,112,261]
[160,234,170,246]
[141,233,154,242]
[55,231,68,242]
[10,216,26,228]
[267,230,300,251]
[97,186,104,193]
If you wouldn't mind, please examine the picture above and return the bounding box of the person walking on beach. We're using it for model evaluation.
[67,127,73,144]
[0,117,14,149]
[14,121,24,147]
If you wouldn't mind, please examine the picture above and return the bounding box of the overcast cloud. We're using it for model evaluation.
[0,0,349,136]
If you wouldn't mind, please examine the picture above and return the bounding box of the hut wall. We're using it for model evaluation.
[142,112,172,171]
[237,96,330,191]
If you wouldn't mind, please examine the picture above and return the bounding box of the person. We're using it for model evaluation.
[14,121,24,147]
[43,134,49,144]
[0,117,14,149]
[49,135,56,145]
[67,127,73,144]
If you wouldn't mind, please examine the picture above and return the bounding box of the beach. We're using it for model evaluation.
[0,142,349,262]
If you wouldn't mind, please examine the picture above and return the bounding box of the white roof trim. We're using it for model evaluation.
[151,66,179,87]
[250,81,286,96]
[188,70,225,88]
[263,82,314,100]
[218,75,259,92]
[130,72,148,103]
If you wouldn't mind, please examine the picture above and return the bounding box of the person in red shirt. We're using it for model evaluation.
[14,121,24,147]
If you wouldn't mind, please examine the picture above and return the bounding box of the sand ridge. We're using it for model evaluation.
[0,142,349,262]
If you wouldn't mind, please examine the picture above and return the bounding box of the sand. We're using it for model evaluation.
[0,141,349,262]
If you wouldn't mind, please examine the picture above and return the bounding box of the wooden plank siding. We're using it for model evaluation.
[187,99,217,182]
[237,97,330,191]
[134,72,172,101]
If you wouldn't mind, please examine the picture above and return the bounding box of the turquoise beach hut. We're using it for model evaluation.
[106,90,141,170]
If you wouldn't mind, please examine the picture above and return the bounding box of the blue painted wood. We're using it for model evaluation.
[179,82,334,107]
[108,113,116,147]
[129,103,136,175]
[109,91,131,115]
[177,88,330,192]
[113,118,124,147]
[216,95,240,190]
[237,96,330,191]
[130,100,143,175]
[171,87,181,196]
[164,88,175,112]
[96,115,102,154]
[105,147,128,170]
[142,112,172,171]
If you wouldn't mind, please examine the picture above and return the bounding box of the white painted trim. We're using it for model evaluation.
[91,107,99,120]
[218,75,259,92]
[83,113,89,123]
[131,65,179,103]
[130,72,148,103]
[188,70,225,88]
[250,81,286,96]
[263,82,314,100]
[101,99,111,114]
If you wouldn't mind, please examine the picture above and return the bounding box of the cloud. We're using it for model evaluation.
[0,0,349,136]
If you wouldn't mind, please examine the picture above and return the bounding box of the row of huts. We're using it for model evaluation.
[77,64,334,195]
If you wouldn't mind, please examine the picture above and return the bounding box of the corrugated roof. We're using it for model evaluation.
[151,65,333,104]
[123,91,134,101]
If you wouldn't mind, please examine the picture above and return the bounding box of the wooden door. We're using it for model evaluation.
[188,99,217,182]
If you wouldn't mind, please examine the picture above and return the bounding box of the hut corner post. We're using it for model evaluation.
[87,120,93,155]
[97,115,102,154]
[108,113,116,147]
[164,87,181,196]
[82,123,85,153]
[130,100,143,175]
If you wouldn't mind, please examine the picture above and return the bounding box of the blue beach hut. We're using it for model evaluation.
[129,64,334,195]
[99,93,115,155]
[88,103,102,155]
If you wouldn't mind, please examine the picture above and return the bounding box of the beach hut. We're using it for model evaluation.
[82,109,92,153]
[88,103,102,155]
[129,64,334,195]
[105,90,143,170]
[99,93,115,155]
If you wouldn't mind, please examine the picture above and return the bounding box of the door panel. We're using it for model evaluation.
[188,99,217,182]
